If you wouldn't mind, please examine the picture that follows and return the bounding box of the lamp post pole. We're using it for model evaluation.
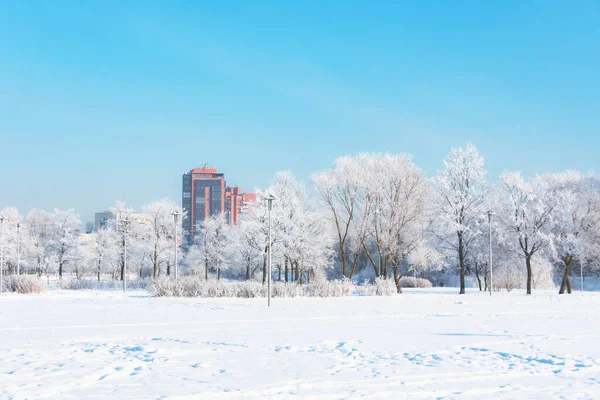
[488,211,495,296]
[172,211,181,281]
[265,195,276,307]
[17,223,21,276]
[0,215,4,293]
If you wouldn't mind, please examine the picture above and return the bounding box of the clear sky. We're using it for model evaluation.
[1,1,599,224]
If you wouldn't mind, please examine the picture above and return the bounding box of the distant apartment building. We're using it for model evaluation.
[182,165,255,235]
[94,211,150,231]
[225,187,257,225]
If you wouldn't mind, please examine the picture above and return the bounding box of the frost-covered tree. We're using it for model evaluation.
[183,241,205,277]
[89,228,119,281]
[544,172,600,294]
[313,157,365,278]
[25,209,55,276]
[73,235,96,279]
[199,214,229,280]
[234,199,268,281]
[141,199,183,278]
[431,142,487,294]
[51,208,81,278]
[0,207,25,275]
[239,171,335,284]
[272,172,334,283]
[225,221,262,280]
[357,154,430,292]
[498,172,557,294]
[108,201,135,280]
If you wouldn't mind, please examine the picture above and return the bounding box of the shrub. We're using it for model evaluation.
[150,277,367,298]
[306,279,354,297]
[356,278,398,296]
[376,277,399,294]
[235,281,265,298]
[2,275,45,294]
[57,278,150,291]
[398,276,432,289]
[271,281,302,298]
[357,280,377,296]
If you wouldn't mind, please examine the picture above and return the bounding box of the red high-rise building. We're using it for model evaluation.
[225,187,257,225]
[182,165,255,235]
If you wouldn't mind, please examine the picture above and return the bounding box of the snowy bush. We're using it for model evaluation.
[235,281,265,298]
[58,278,150,291]
[152,277,184,297]
[398,277,432,289]
[151,277,263,298]
[306,279,354,298]
[356,278,398,296]
[271,282,302,298]
[2,275,45,294]
[151,277,370,298]
[357,280,376,296]
[375,277,399,294]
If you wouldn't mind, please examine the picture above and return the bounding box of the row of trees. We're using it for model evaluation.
[2,143,599,294]
[313,144,600,294]
[0,201,184,281]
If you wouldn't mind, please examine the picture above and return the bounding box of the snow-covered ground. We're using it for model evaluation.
[1,289,599,399]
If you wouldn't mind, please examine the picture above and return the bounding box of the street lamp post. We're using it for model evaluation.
[17,222,21,276]
[172,211,181,281]
[118,218,131,293]
[488,211,495,296]
[264,194,276,307]
[0,215,4,293]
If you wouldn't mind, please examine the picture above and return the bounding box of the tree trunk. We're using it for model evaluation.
[348,249,361,279]
[393,266,402,294]
[284,257,289,283]
[262,253,267,285]
[245,263,250,280]
[340,244,347,278]
[525,255,533,295]
[307,269,311,283]
[474,261,482,291]
[362,242,380,277]
[383,255,390,279]
[559,257,573,294]
[295,262,299,282]
[97,257,101,281]
[205,254,209,280]
[278,265,281,281]
[458,232,466,294]
[333,214,347,278]
[121,238,127,281]
[483,267,488,292]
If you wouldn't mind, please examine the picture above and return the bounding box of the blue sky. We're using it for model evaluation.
[1,1,599,224]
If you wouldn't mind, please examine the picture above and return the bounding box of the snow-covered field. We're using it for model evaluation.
[1,289,599,399]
